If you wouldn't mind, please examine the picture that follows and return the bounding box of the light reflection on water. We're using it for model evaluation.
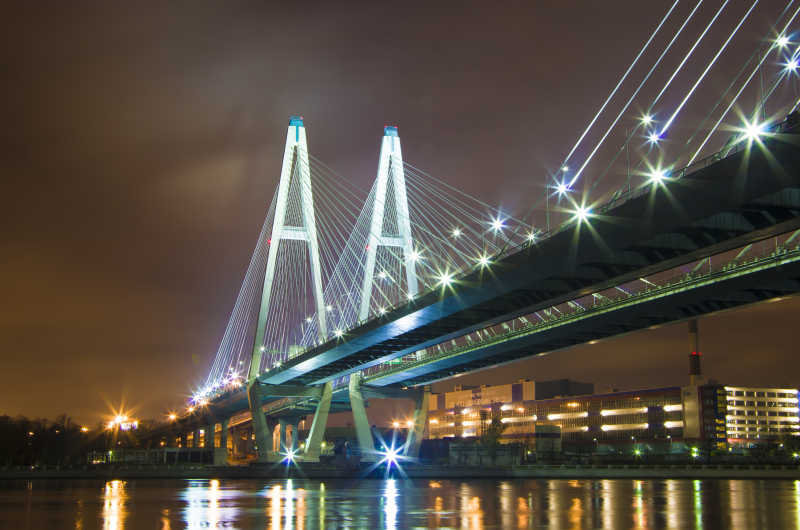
[2,477,800,528]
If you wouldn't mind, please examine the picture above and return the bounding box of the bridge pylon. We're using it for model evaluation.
[250,116,327,374]
[358,125,418,320]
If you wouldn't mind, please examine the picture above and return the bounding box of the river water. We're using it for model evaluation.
[0,477,798,529]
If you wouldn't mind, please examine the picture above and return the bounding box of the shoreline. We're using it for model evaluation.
[3,463,800,480]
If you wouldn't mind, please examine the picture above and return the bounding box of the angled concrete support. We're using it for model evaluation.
[403,387,430,458]
[247,349,274,462]
[349,373,376,461]
[304,381,333,461]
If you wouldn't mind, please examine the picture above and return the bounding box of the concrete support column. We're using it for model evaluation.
[290,419,300,452]
[221,418,230,453]
[181,432,188,449]
[278,419,287,454]
[304,381,333,461]
[404,387,430,458]
[193,429,201,448]
[205,424,215,448]
[348,373,376,461]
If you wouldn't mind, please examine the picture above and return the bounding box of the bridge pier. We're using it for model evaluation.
[180,432,188,449]
[349,373,376,461]
[403,387,430,458]
[304,381,332,461]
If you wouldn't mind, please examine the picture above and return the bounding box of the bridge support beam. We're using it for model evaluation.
[349,373,376,461]
[403,387,430,458]
[180,432,188,449]
[304,381,332,462]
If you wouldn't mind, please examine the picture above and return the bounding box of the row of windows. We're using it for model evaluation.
[727,410,798,417]
[727,400,798,407]
[727,419,799,426]
[727,426,799,433]
[727,391,797,398]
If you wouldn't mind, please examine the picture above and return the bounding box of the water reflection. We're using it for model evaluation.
[182,478,238,528]
[70,477,800,529]
[102,479,127,530]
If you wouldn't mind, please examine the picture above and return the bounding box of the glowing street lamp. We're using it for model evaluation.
[477,255,491,267]
[437,272,454,287]
[649,168,667,185]
[556,182,569,196]
[491,217,505,232]
[776,35,790,48]
[640,114,653,125]
[451,228,462,238]
[647,131,661,144]
[785,59,799,72]
[574,205,591,223]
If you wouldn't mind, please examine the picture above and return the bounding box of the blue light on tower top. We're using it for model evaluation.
[289,115,304,127]
[384,125,399,137]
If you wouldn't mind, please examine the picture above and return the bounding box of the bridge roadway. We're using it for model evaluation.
[254,120,800,388]
[201,238,800,420]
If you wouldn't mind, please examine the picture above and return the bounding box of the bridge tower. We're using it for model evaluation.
[358,125,418,320]
[251,116,327,367]
[248,116,327,462]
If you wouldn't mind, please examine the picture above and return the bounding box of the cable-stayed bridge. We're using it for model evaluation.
[154,2,800,464]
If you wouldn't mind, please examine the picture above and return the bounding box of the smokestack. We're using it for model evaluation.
[688,319,702,385]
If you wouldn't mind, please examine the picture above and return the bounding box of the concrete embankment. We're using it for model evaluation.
[2,463,800,480]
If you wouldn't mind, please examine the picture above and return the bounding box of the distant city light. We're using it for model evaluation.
[168,413,177,421]
[405,420,414,428]
[378,271,387,279]
[379,444,400,468]
[379,307,387,315]
[326,305,333,312]
[392,420,400,428]
[437,272,454,287]
[334,329,344,338]
[561,165,569,172]
[527,232,537,242]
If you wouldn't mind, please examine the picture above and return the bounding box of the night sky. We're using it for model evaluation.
[2,1,798,426]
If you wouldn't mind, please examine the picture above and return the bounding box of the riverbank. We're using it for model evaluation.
[3,462,800,480]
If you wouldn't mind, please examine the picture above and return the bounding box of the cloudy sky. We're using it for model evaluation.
[2,1,798,425]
